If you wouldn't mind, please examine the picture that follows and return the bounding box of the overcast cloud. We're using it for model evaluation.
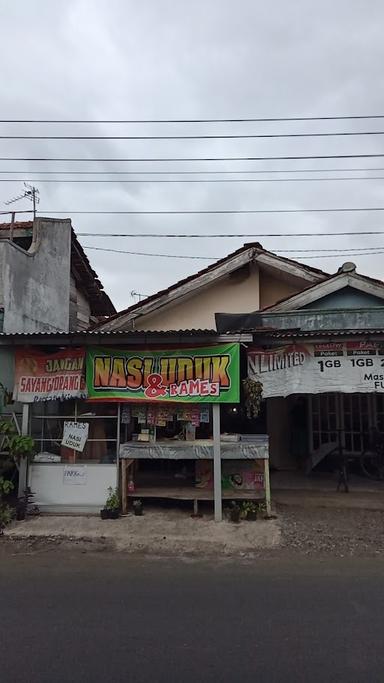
[1,0,384,310]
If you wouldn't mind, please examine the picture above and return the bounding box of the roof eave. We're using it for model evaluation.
[0,330,253,346]
[97,245,328,332]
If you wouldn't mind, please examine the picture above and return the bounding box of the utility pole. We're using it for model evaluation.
[24,184,39,218]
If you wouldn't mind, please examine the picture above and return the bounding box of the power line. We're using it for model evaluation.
[3,153,384,163]
[4,130,384,140]
[78,231,384,238]
[2,114,384,123]
[3,218,384,239]
[39,207,384,215]
[296,252,384,260]
[83,244,384,255]
[2,167,384,175]
[274,247,384,253]
[2,176,384,184]
[83,246,213,259]
[82,244,384,260]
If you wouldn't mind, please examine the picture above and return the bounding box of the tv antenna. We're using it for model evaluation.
[4,183,40,217]
[130,290,148,302]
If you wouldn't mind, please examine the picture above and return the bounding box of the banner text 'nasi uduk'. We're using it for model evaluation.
[86,344,240,403]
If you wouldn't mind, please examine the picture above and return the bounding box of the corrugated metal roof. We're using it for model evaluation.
[0,327,252,346]
[260,328,384,338]
[0,328,218,337]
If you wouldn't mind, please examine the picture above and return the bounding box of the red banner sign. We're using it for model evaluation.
[14,348,86,403]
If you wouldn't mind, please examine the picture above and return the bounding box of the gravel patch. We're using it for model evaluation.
[278,504,384,557]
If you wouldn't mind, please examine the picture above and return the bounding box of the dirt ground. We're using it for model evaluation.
[2,503,384,559]
[2,507,280,557]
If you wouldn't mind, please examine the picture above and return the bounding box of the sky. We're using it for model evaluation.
[1,0,384,311]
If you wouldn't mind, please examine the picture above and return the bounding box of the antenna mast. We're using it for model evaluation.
[4,183,40,218]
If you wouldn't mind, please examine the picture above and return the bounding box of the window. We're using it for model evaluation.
[310,393,378,455]
[30,400,119,464]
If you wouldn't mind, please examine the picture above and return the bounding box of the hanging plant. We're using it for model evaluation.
[242,378,263,418]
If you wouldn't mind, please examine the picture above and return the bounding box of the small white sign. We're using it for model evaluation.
[63,465,87,486]
[61,421,89,452]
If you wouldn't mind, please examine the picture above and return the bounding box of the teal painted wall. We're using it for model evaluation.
[302,286,384,310]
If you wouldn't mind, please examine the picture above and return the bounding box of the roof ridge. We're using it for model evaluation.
[95,242,328,330]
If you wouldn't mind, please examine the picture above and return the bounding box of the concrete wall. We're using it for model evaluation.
[134,263,260,330]
[133,264,309,331]
[0,218,72,333]
[259,270,301,309]
[29,463,117,510]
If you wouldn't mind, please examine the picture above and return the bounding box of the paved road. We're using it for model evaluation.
[1,550,384,682]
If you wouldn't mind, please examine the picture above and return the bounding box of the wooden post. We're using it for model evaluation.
[18,404,29,497]
[116,403,121,489]
[212,403,222,522]
[263,457,272,517]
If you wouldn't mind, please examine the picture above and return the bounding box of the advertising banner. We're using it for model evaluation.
[248,341,384,397]
[14,348,86,403]
[86,344,240,403]
[195,461,265,491]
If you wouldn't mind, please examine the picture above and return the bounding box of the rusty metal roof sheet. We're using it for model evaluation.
[255,328,384,338]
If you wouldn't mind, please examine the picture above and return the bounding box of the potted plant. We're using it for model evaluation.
[229,500,241,523]
[257,502,268,519]
[242,501,258,521]
[100,487,120,519]
[0,477,14,534]
[132,499,143,516]
[0,419,35,532]
[16,487,39,521]
[0,421,36,467]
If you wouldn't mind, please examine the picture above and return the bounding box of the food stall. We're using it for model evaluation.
[87,344,271,520]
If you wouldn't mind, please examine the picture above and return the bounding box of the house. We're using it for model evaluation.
[0,217,115,334]
[0,217,116,492]
[96,242,327,332]
[218,261,384,472]
[96,244,384,476]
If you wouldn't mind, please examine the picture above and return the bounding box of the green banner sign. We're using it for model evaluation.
[86,344,240,403]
